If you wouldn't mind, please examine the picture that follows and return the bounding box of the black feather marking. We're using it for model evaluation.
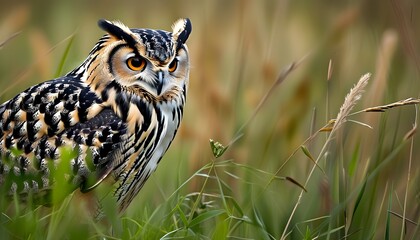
[18,156,26,171]
[183,84,187,101]
[5,135,13,148]
[12,122,23,138]
[3,116,11,131]
[136,100,152,132]
[44,110,53,126]
[36,138,47,159]
[102,80,121,100]
[47,127,56,137]
[100,143,112,158]
[26,121,36,142]
[115,93,129,121]
[172,108,176,121]
[134,122,141,143]
[61,112,71,128]
[176,107,182,124]
[22,94,33,111]
[98,128,108,142]
[77,88,99,123]
[107,44,127,75]
[77,106,88,123]
[86,132,95,145]
[16,138,24,150]
[154,106,164,146]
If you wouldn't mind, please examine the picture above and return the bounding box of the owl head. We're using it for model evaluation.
[71,18,192,103]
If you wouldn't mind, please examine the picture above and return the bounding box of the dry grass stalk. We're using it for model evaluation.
[403,124,417,141]
[281,73,371,240]
[333,73,371,131]
[367,30,398,106]
[0,31,21,49]
[227,55,307,147]
[356,98,420,113]
[327,59,333,81]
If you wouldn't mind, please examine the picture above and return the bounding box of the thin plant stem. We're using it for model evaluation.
[228,55,308,147]
[280,73,371,240]
[400,106,417,239]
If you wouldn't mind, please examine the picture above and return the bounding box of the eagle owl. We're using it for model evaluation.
[0,18,192,213]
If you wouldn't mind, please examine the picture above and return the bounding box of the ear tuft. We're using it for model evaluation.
[172,18,192,48]
[97,19,137,47]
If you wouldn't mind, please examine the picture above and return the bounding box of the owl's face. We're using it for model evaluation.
[74,19,192,102]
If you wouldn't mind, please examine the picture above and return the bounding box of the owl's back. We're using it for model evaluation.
[0,76,127,202]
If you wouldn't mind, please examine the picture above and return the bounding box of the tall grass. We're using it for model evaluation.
[1,1,420,239]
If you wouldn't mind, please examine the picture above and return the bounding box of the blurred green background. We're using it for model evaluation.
[1,0,419,239]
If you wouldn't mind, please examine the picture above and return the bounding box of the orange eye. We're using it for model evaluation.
[168,59,178,72]
[126,57,146,71]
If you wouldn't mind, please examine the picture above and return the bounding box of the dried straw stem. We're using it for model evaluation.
[351,98,420,115]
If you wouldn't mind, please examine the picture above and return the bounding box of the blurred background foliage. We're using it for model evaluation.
[0,0,419,239]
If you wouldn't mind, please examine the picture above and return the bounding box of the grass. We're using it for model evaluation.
[1,1,420,239]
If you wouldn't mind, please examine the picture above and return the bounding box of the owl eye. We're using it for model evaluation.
[126,57,146,71]
[168,58,178,72]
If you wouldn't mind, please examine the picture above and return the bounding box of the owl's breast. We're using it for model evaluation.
[151,100,184,165]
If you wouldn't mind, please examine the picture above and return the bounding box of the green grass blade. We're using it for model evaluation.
[54,34,75,78]
[348,141,360,177]
[352,178,367,220]
[385,185,393,240]
[188,209,226,228]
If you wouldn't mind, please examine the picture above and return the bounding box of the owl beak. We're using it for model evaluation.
[156,70,164,95]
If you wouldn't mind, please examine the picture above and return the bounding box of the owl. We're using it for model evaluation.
[0,18,192,213]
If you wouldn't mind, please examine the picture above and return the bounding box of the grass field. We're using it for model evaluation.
[0,0,419,239]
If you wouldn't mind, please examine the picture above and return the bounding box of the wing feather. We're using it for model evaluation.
[0,76,128,202]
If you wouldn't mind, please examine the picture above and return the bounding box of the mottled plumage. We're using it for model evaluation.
[0,18,191,212]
